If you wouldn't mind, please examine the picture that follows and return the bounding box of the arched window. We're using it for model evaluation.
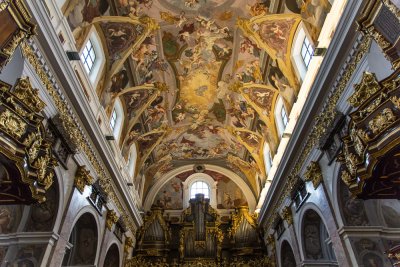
[275,97,288,137]
[81,39,96,74]
[110,98,124,140]
[263,142,273,174]
[80,28,105,87]
[190,181,210,199]
[127,145,137,177]
[291,24,314,81]
[301,37,314,68]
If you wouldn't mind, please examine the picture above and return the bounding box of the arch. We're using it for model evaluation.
[183,173,217,209]
[62,211,100,266]
[24,172,60,232]
[336,174,369,227]
[103,243,120,267]
[80,26,106,88]
[280,240,296,267]
[110,97,124,141]
[300,208,336,261]
[144,165,257,212]
[291,22,315,81]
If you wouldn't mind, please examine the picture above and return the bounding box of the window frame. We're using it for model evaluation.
[81,39,96,74]
[110,108,117,131]
[190,181,210,199]
[281,105,289,128]
[301,36,313,69]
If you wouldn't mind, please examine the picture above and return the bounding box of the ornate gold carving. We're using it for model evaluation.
[281,206,293,226]
[356,92,388,120]
[0,0,36,70]
[2,31,25,57]
[124,236,133,254]
[138,207,171,246]
[267,234,275,247]
[368,108,396,134]
[304,161,323,189]
[341,169,354,187]
[391,96,400,109]
[74,166,94,193]
[106,209,119,231]
[33,145,57,190]
[228,206,257,237]
[14,77,46,113]
[348,72,380,108]
[0,109,27,138]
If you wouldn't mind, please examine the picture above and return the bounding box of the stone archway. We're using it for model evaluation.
[62,213,99,266]
[281,240,296,267]
[301,209,336,261]
[103,243,120,267]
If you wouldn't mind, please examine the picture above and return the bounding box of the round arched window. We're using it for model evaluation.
[190,181,210,199]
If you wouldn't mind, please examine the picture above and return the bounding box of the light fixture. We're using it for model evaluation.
[314,47,327,57]
[105,135,115,141]
[66,51,80,61]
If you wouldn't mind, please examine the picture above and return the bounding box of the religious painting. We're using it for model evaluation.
[100,22,145,61]
[110,69,129,94]
[154,177,183,210]
[217,177,247,209]
[254,19,294,62]
[65,0,110,30]
[137,131,165,158]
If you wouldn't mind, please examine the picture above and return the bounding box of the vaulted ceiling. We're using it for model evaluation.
[63,0,331,204]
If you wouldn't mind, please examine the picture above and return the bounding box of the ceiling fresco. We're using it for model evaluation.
[62,0,332,201]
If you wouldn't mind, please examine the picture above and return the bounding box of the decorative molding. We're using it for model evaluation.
[304,161,323,189]
[74,166,94,194]
[124,236,134,254]
[281,206,293,226]
[106,209,119,231]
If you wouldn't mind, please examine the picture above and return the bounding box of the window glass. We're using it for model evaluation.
[281,105,288,129]
[190,181,210,199]
[81,40,96,73]
[110,109,117,131]
[301,37,313,68]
